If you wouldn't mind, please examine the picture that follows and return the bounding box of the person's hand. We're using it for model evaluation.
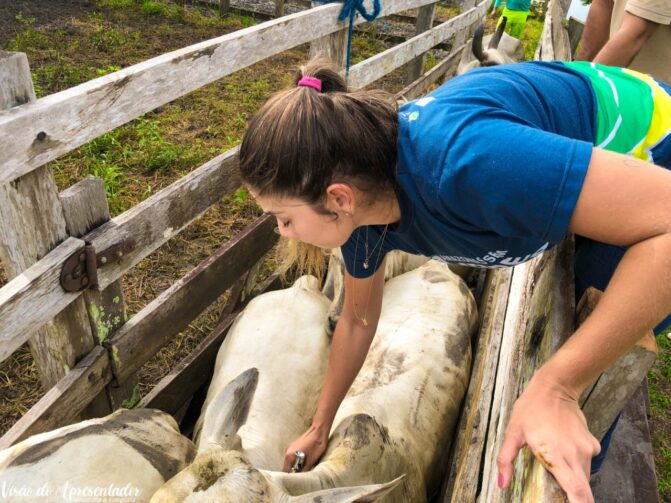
[282,424,329,472]
[496,372,601,502]
[490,7,498,16]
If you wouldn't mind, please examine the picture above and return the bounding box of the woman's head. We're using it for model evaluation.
[239,57,398,231]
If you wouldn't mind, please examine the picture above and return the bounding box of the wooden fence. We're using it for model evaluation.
[0,0,658,501]
[0,0,485,452]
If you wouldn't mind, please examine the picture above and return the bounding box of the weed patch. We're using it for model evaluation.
[648,331,671,499]
[521,15,544,61]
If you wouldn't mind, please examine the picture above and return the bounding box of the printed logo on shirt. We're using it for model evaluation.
[415,96,435,107]
[431,242,549,268]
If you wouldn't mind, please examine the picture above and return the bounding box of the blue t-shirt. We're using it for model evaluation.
[342,61,596,278]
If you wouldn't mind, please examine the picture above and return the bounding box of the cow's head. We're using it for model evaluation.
[151,369,404,502]
[457,19,524,74]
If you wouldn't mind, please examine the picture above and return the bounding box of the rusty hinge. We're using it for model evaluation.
[60,239,136,292]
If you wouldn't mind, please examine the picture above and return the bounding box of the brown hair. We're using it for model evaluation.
[239,57,399,210]
[239,57,399,278]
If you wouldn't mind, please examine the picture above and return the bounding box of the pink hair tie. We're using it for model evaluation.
[297,76,322,92]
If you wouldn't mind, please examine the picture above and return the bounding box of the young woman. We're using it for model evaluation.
[238,58,671,502]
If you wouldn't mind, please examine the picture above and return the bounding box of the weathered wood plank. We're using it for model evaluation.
[478,240,574,502]
[88,148,242,291]
[396,44,464,101]
[58,177,113,417]
[0,0,438,183]
[309,1,348,68]
[59,177,139,413]
[0,147,242,351]
[575,289,658,441]
[143,272,283,415]
[576,287,658,439]
[535,0,571,62]
[567,17,584,58]
[348,0,487,90]
[0,51,96,388]
[219,0,230,17]
[0,346,112,449]
[275,0,286,18]
[406,2,437,83]
[1,38,464,361]
[59,176,111,239]
[442,268,513,502]
[589,381,660,503]
[0,237,88,360]
[109,215,278,383]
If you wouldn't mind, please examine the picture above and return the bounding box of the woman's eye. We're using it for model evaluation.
[281,220,291,228]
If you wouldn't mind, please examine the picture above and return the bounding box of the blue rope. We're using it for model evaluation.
[313,0,382,77]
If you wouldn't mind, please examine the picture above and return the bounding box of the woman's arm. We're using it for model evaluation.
[282,258,387,472]
[498,148,671,501]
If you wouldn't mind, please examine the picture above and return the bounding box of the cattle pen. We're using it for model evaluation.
[0,0,661,501]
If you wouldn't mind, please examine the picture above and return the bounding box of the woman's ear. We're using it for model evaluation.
[325,183,356,215]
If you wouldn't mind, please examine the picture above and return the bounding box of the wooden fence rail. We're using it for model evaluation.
[0,0,485,366]
[0,214,277,447]
[0,237,85,363]
[349,2,486,89]
[109,214,277,384]
[0,0,447,183]
[0,148,240,361]
[0,0,523,496]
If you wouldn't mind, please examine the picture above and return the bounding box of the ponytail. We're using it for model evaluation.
[239,56,398,278]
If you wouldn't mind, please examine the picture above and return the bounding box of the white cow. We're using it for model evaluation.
[457,20,525,74]
[322,249,473,334]
[152,260,477,502]
[193,275,332,470]
[0,408,195,503]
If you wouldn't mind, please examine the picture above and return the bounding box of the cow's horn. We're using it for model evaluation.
[488,16,507,50]
[199,367,259,450]
[290,475,405,502]
[471,24,486,63]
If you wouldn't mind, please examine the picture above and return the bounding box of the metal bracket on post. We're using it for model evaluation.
[60,239,135,292]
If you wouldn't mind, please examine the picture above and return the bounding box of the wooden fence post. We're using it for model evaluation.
[0,51,97,392]
[59,176,139,409]
[567,17,584,58]
[275,0,286,18]
[406,3,437,83]
[219,0,230,17]
[309,3,349,69]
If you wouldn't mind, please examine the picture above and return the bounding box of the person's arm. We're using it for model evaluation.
[491,0,504,15]
[592,11,661,67]
[282,259,387,472]
[497,148,671,501]
[574,0,614,61]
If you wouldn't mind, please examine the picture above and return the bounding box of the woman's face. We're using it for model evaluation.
[251,191,355,249]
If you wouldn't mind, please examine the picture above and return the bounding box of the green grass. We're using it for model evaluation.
[97,0,137,7]
[521,15,544,61]
[423,52,438,73]
[648,331,671,498]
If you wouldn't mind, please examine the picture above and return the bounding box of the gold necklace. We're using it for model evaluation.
[352,223,389,326]
[363,225,387,269]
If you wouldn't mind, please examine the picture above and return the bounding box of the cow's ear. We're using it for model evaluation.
[199,367,259,450]
[291,475,405,502]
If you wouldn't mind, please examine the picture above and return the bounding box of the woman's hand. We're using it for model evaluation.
[497,373,601,503]
[282,424,329,473]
